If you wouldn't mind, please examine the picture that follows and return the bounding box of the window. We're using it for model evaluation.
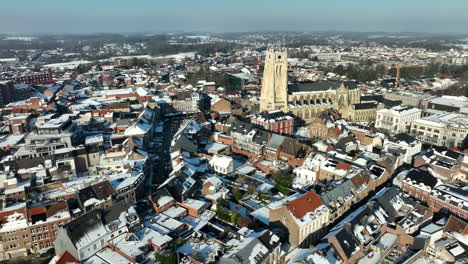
[32,236,36,242]
[43,226,48,231]
[45,233,49,239]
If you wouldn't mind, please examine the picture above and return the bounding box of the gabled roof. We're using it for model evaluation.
[171,133,197,153]
[405,169,438,189]
[320,180,356,206]
[78,186,98,206]
[287,191,324,219]
[91,181,116,200]
[54,251,78,264]
[334,228,360,258]
[102,199,132,225]
[445,215,468,235]
[281,137,308,157]
[63,209,106,248]
[151,188,175,207]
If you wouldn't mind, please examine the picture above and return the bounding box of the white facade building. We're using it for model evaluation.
[410,111,468,147]
[376,106,422,133]
[209,155,234,175]
[293,153,326,186]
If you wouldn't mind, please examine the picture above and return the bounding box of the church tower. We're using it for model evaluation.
[260,47,288,111]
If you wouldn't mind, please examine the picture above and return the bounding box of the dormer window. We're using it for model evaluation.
[109,223,118,232]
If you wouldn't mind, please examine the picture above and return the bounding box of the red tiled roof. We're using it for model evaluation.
[27,206,47,218]
[55,251,78,264]
[445,215,468,235]
[336,161,352,171]
[350,173,370,189]
[287,191,324,219]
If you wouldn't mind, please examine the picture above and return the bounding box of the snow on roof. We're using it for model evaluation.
[209,155,233,169]
[112,236,144,259]
[182,198,206,210]
[421,223,444,234]
[204,142,229,153]
[135,227,172,247]
[177,240,222,262]
[429,96,468,109]
[162,206,187,218]
[157,195,174,207]
[151,215,183,231]
[0,212,28,232]
[85,134,104,145]
[250,207,270,225]
[89,247,132,264]
[124,122,151,136]
[375,233,397,250]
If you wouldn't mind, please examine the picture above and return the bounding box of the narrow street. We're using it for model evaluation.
[150,116,183,186]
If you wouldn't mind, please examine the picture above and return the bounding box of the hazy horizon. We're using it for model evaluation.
[2,0,468,34]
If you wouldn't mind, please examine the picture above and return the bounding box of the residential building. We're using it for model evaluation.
[269,191,330,247]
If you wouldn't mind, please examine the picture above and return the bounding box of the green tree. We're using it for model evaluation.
[230,210,240,224]
[76,63,91,74]
[272,170,293,188]
[233,188,243,201]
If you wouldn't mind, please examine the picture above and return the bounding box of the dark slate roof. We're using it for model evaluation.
[78,186,97,206]
[405,169,438,189]
[288,81,357,93]
[91,181,116,200]
[226,237,269,264]
[151,188,174,206]
[354,103,377,110]
[64,209,105,246]
[334,228,360,258]
[393,133,417,144]
[280,137,308,157]
[380,79,396,88]
[445,150,462,160]
[383,99,403,108]
[102,199,132,225]
[253,130,269,145]
[335,135,355,151]
[320,180,356,206]
[361,95,384,102]
[171,133,197,153]
[229,120,255,134]
[376,188,402,222]
[257,230,280,251]
[255,110,292,121]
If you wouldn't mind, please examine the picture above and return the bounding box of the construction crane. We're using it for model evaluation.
[387,64,423,89]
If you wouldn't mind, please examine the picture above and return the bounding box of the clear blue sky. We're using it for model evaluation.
[1,0,468,34]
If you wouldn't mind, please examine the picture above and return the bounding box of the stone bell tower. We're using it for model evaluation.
[260,47,288,111]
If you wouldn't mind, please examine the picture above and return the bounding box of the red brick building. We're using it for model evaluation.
[401,169,467,220]
[251,110,294,135]
[14,72,53,85]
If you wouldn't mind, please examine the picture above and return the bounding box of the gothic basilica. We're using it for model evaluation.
[260,47,382,123]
